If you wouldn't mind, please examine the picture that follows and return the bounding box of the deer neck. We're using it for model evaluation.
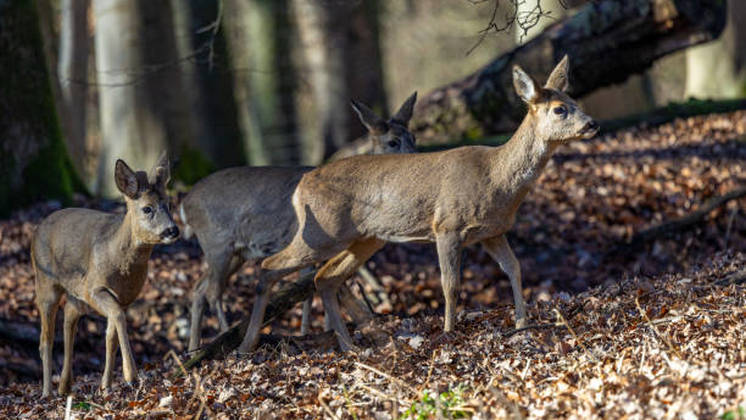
[490,114,557,196]
[109,211,154,276]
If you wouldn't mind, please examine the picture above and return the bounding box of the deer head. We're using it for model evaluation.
[351,91,418,155]
[114,152,179,244]
[513,55,598,144]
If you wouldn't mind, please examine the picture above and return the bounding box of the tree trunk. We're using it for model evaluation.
[0,0,85,216]
[411,0,728,145]
[223,0,301,166]
[185,0,245,170]
[92,0,169,196]
[138,0,214,184]
[57,0,90,179]
[292,0,387,164]
[685,0,746,99]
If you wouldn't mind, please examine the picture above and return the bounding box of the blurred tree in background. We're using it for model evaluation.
[0,0,740,208]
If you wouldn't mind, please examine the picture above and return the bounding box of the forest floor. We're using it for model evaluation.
[0,111,745,419]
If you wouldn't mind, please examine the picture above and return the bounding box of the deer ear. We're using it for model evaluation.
[351,99,388,134]
[513,65,540,104]
[150,151,170,187]
[391,91,417,126]
[545,54,570,92]
[115,159,141,199]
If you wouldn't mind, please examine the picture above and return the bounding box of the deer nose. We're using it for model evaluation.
[161,226,180,239]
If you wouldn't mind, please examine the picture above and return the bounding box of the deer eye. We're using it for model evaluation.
[387,139,400,148]
[553,105,567,116]
[142,206,153,215]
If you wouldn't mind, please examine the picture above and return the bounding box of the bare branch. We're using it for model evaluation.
[466,0,568,56]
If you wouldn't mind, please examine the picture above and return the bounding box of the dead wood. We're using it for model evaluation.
[181,269,316,370]
[610,186,746,255]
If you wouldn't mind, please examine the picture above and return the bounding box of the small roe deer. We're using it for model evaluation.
[262,56,599,351]
[32,153,178,396]
[180,94,418,352]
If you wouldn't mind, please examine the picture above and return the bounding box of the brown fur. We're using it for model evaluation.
[263,56,599,351]
[33,153,178,396]
[180,95,418,353]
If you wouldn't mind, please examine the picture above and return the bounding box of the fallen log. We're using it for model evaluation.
[181,270,316,370]
[610,186,746,255]
[407,0,727,145]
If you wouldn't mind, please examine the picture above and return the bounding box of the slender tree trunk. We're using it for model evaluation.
[186,0,245,169]
[0,0,84,216]
[292,0,387,163]
[410,0,727,145]
[223,0,300,166]
[93,0,168,196]
[138,0,215,183]
[685,0,746,99]
[57,0,90,179]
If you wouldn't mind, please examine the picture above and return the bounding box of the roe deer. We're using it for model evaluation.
[180,94,418,352]
[262,56,599,351]
[32,153,178,396]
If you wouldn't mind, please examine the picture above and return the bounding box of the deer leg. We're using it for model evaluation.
[93,290,136,384]
[188,273,208,352]
[436,233,462,332]
[101,318,117,390]
[315,238,384,352]
[238,268,295,353]
[36,283,61,397]
[482,235,527,328]
[299,267,315,335]
[58,298,84,395]
[189,249,237,351]
[208,255,244,333]
[338,283,374,326]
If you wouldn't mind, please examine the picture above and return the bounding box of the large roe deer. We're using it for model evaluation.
[32,153,178,396]
[180,94,418,352]
[262,56,599,350]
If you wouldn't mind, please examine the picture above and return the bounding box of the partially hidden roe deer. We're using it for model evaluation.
[263,56,599,351]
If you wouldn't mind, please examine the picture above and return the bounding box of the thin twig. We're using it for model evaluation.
[724,205,738,249]
[634,297,683,359]
[714,269,746,287]
[354,361,417,394]
[502,322,561,337]
[166,349,188,377]
[318,393,341,420]
[553,308,597,362]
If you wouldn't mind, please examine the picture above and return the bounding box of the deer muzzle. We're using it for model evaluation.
[160,226,180,243]
[581,120,599,138]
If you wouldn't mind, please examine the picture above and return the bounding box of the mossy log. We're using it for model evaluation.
[0,0,86,216]
[409,0,727,145]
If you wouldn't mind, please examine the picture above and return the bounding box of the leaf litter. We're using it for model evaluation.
[0,111,745,418]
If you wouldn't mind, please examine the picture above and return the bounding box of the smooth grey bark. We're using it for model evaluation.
[0,0,84,216]
[685,0,746,99]
[93,0,169,196]
[223,0,300,166]
[292,0,387,163]
[57,0,90,179]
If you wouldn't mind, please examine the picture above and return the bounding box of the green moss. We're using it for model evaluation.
[464,125,484,140]
[0,0,86,217]
[601,98,746,134]
[173,147,216,185]
[417,133,510,153]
